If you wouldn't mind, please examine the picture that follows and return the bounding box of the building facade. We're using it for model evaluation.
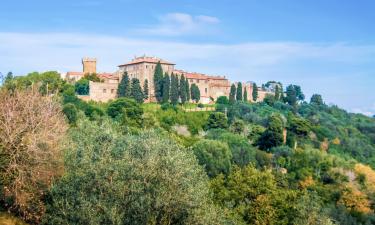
[65,56,274,103]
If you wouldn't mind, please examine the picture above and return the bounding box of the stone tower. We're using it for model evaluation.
[82,57,97,74]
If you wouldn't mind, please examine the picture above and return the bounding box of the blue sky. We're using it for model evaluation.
[1,0,375,115]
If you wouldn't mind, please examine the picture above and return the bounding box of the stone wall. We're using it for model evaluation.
[89,81,118,102]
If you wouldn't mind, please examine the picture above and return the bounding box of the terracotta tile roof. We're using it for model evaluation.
[174,69,228,81]
[119,56,175,67]
[98,73,117,80]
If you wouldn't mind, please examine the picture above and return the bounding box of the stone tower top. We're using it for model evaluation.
[82,57,97,74]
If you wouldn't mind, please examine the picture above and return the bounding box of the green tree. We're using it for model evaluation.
[153,61,164,102]
[275,85,281,101]
[286,84,297,106]
[216,96,229,105]
[257,114,284,150]
[107,98,144,126]
[192,140,232,177]
[236,82,243,101]
[143,79,149,100]
[205,112,228,130]
[118,72,131,97]
[43,122,227,225]
[310,94,323,105]
[162,73,170,103]
[185,77,190,102]
[74,78,89,95]
[252,83,258,102]
[130,78,144,103]
[229,84,236,104]
[191,83,200,103]
[243,88,248,102]
[62,103,78,124]
[170,73,179,105]
[179,75,188,104]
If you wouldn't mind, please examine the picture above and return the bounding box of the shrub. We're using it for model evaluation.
[205,112,228,130]
[62,103,78,124]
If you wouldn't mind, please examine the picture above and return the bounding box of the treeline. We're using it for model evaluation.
[1,71,375,225]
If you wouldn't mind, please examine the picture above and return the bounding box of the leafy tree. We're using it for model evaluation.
[263,94,276,106]
[107,98,143,126]
[216,96,229,105]
[43,122,228,225]
[162,73,170,103]
[275,85,281,101]
[84,73,102,82]
[143,79,149,100]
[257,114,284,150]
[252,83,258,102]
[153,61,164,102]
[74,78,89,95]
[118,72,131,97]
[191,83,200,103]
[243,88,248,102]
[236,82,243,101]
[192,140,232,177]
[0,89,67,223]
[288,114,311,137]
[295,85,305,101]
[179,75,188,104]
[230,120,245,134]
[205,112,229,130]
[170,73,179,105]
[130,78,144,103]
[62,103,78,124]
[310,94,324,105]
[229,84,236,104]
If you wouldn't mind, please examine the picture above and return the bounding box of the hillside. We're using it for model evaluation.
[0,71,375,224]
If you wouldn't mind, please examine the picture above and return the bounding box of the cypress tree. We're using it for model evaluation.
[286,84,297,106]
[143,79,149,100]
[118,72,131,97]
[170,73,179,105]
[191,83,200,103]
[229,84,236,104]
[243,88,248,102]
[185,77,190,102]
[252,83,258,102]
[130,78,144,103]
[162,73,170,103]
[179,75,187,104]
[153,62,164,102]
[236,82,243,101]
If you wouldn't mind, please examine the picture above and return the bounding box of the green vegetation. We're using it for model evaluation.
[1,72,375,225]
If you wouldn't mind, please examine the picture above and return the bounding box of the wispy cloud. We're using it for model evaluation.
[0,32,374,115]
[136,13,220,36]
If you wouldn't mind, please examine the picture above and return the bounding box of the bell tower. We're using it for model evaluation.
[82,57,97,74]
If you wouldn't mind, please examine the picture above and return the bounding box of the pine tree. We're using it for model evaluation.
[143,79,149,100]
[191,83,200,103]
[275,85,280,101]
[153,62,164,102]
[179,75,187,104]
[162,73,170,103]
[118,72,131,97]
[229,84,236,104]
[243,88,248,102]
[286,84,297,106]
[170,73,179,105]
[185,76,190,102]
[252,83,258,102]
[130,78,144,103]
[236,82,243,101]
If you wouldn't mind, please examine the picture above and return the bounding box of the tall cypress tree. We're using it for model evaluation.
[162,73,170,103]
[118,72,131,97]
[179,75,187,104]
[130,78,144,103]
[229,84,236,104]
[252,83,258,102]
[191,83,200,103]
[185,77,190,102]
[170,73,179,105]
[243,88,248,102]
[274,85,280,101]
[143,79,149,100]
[153,62,164,102]
[236,82,243,101]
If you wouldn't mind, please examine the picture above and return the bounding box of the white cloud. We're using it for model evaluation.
[136,13,220,36]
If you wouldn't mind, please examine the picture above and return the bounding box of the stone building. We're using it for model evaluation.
[65,56,274,103]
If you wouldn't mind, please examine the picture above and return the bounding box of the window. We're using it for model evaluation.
[103,89,107,93]
[197,79,200,83]
[111,89,114,94]
[205,88,207,94]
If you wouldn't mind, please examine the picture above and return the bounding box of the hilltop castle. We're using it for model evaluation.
[65,56,273,103]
